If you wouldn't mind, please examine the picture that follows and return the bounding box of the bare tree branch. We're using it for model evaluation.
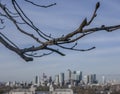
[0,32,19,48]
[25,51,53,58]
[0,35,33,61]
[0,1,120,61]
[24,0,56,8]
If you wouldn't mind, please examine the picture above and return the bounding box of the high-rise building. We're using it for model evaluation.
[71,71,76,81]
[65,69,71,84]
[89,74,93,84]
[76,71,82,82]
[71,71,77,86]
[70,71,82,85]
[48,76,52,84]
[102,76,106,85]
[59,73,64,86]
[89,74,97,84]
[34,76,40,86]
[54,75,59,85]
[83,75,89,84]
[84,74,97,85]
[43,73,47,81]
[92,74,97,83]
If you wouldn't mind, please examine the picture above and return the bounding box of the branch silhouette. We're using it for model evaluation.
[0,1,120,61]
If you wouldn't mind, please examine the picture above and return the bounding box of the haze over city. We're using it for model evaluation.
[0,0,120,82]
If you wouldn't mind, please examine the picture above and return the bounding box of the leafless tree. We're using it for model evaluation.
[0,0,120,62]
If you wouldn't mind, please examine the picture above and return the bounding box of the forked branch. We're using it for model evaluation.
[0,1,120,62]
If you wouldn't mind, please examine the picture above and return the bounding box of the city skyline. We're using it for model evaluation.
[0,0,120,81]
[3,69,120,86]
[0,69,120,83]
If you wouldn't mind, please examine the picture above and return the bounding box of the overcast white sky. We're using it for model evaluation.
[0,0,120,82]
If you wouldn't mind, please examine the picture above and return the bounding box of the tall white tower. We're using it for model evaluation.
[102,76,106,85]
[54,75,59,85]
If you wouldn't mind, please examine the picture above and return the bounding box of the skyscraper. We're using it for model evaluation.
[89,74,97,84]
[54,75,59,85]
[71,71,77,86]
[76,71,82,83]
[102,76,106,85]
[48,76,52,84]
[34,76,40,86]
[84,75,89,84]
[84,74,97,85]
[59,73,64,86]
[65,69,71,84]
[71,71,76,81]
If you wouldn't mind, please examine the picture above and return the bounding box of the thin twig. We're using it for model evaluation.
[24,0,56,8]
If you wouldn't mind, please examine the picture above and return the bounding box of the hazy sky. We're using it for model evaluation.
[0,0,120,82]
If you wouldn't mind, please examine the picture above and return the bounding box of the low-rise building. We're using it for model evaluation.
[8,86,36,94]
[52,89,73,94]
